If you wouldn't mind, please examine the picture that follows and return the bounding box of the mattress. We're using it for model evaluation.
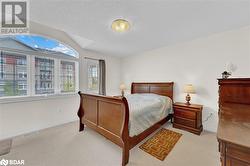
[125,93,173,137]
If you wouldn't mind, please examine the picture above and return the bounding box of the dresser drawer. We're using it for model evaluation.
[227,158,250,166]
[174,109,196,120]
[174,116,196,128]
[226,144,250,164]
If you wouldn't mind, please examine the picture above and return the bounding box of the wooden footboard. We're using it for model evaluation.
[78,92,130,165]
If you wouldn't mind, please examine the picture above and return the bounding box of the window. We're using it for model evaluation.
[87,60,99,93]
[18,83,27,91]
[18,72,27,79]
[35,57,55,94]
[14,35,79,58]
[60,61,75,93]
[0,34,79,99]
[0,52,27,97]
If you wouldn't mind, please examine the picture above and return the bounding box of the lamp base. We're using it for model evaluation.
[121,90,124,97]
[186,94,191,105]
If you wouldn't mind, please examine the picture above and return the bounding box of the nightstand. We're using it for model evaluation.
[173,102,203,135]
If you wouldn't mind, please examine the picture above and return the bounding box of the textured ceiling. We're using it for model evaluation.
[30,0,250,57]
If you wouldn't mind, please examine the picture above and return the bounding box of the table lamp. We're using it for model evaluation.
[120,84,126,97]
[184,84,195,105]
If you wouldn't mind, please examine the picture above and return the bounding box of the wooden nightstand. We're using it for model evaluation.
[173,102,203,135]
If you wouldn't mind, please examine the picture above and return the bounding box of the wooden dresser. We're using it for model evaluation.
[217,78,250,166]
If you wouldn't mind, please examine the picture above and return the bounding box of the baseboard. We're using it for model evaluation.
[0,139,12,156]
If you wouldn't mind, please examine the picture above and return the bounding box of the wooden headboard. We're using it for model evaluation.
[131,82,174,100]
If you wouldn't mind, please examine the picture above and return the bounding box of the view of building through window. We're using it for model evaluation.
[0,51,27,97]
[87,61,99,93]
[60,61,75,93]
[35,58,55,94]
[0,35,79,99]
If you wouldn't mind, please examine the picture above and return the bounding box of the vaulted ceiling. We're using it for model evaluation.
[30,0,250,57]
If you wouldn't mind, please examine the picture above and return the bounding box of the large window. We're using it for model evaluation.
[60,61,75,93]
[0,35,79,99]
[0,52,27,97]
[87,60,99,94]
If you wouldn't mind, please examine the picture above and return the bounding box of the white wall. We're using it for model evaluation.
[0,96,79,139]
[121,26,250,132]
[0,22,121,139]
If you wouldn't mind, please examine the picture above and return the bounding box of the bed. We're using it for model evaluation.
[77,82,174,166]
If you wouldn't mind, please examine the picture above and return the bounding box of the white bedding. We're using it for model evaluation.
[125,93,173,137]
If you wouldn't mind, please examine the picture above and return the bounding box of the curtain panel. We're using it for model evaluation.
[99,59,106,95]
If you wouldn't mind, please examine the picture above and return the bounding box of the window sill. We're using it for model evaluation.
[0,93,78,104]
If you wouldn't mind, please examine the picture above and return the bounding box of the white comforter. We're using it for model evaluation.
[125,93,173,137]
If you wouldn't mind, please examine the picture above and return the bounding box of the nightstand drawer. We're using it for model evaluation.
[174,116,196,128]
[174,109,196,120]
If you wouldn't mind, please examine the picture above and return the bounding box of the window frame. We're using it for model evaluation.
[86,59,99,94]
[59,59,79,95]
[0,49,79,102]
[0,51,29,98]
[33,56,56,96]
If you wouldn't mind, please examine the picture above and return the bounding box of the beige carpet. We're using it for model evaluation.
[1,122,220,166]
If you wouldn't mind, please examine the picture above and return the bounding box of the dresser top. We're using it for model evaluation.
[217,103,250,148]
[174,102,203,109]
[218,78,250,85]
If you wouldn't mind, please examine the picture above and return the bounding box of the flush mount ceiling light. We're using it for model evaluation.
[111,19,130,32]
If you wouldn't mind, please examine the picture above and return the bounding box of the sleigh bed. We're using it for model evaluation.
[77,82,174,166]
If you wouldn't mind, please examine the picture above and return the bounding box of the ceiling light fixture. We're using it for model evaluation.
[111,19,130,32]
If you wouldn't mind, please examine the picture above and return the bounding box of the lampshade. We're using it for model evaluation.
[119,84,126,90]
[184,84,195,94]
